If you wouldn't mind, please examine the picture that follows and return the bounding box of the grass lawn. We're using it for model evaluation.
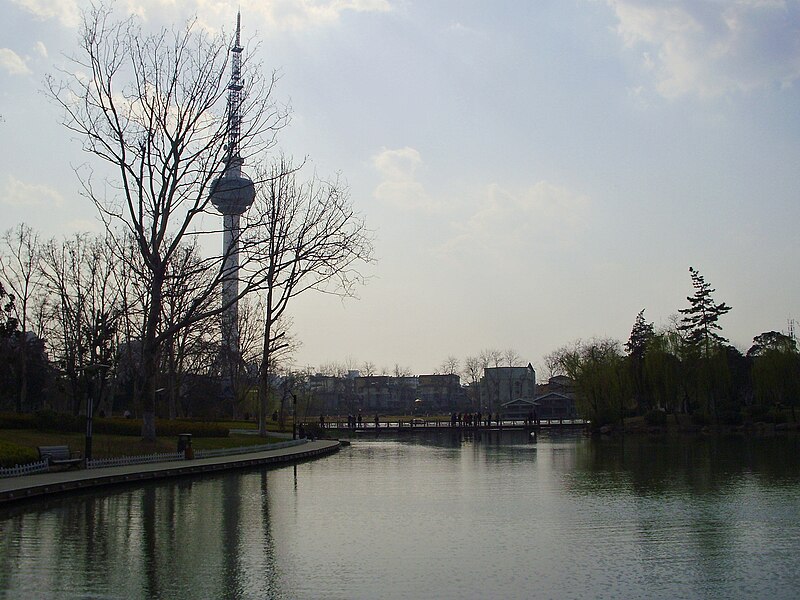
[1,429,288,462]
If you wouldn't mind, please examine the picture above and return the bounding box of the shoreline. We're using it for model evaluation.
[0,439,340,506]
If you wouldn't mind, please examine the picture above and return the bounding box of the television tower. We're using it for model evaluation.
[210,12,255,375]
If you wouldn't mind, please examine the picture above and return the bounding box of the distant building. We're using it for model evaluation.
[309,374,356,415]
[308,372,471,415]
[533,376,578,420]
[480,364,537,414]
[417,374,466,413]
[501,397,538,420]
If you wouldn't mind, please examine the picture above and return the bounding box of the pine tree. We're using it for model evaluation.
[626,309,654,361]
[678,267,732,420]
[678,267,732,354]
[626,309,655,414]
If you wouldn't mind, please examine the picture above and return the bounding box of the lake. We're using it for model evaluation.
[1,430,799,599]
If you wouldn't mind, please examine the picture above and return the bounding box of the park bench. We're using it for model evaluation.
[38,446,82,469]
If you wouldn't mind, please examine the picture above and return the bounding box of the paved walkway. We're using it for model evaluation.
[0,439,340,505]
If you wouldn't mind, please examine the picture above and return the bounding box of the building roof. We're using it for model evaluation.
[501,398,537,408]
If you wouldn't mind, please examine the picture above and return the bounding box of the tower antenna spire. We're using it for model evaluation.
[227,10,245,171]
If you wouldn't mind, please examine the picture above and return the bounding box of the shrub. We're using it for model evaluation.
[644,410,667,427]
[93,418,144,436]
[717,409,743,426]
[2,411,230,438]
[301,422,324,439]
[0,413,36,429]
[96,418,229,437]
[745,404,772,423]
[691,412,711,427]
[773,411,788,425]
[34,410,82,432]
[0,440,39,468]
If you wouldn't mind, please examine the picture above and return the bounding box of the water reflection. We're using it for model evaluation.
[568,434,800,497]
[1,432,799,599]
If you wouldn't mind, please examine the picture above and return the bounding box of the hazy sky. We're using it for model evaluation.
[2,0,799,376]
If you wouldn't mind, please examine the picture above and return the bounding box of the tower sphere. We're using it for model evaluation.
[210,165,255,215]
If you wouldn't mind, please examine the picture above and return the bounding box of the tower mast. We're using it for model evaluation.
[209,11,256,400]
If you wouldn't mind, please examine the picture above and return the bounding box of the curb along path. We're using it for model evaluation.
[0,439,341,505]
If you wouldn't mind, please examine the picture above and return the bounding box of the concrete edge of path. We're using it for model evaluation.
[0,439,341,506]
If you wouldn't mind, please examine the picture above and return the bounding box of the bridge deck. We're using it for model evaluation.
[320,418,586,433]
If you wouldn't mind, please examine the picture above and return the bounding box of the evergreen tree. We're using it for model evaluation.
[678,267,732,420]
[625,309,655,414]
[678,267,732,354]
[626,309,655,360]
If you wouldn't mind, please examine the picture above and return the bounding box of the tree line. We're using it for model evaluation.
[546,267,798,428]
[0,6,372,439]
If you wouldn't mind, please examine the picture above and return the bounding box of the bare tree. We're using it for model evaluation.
[318,361,347,378]
[361,361,377,377]
[482,348,503,368]
[462,355,484,409]
[244,158,373,435]
[0,224,46,412]
[440,356,460,375]
[39,231,122,415]
[159,240,219,419]
[46,6,289,438]
[503,348,522,367]
[393,363,412,377]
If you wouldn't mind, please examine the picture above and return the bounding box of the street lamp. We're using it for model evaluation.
[292,392,298,440]
[83,361,110,462]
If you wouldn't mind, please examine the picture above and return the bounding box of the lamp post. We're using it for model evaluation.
[84,361,110,462]
[292,392,298,440]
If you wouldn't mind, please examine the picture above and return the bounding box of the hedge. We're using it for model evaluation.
[0,440,39,468]
[0,413,36,429]
[0,411,229,438]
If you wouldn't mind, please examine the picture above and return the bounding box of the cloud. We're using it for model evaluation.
[447,21,485,37]
[10,0,82,28]
[606,0,800,98]
[372,147,439,212]
[12,0,392,32]
[34,41,48,59]
[252,0,392,30]
[0,49,31,76]
[444,181,591,257]
[1,176,64,207]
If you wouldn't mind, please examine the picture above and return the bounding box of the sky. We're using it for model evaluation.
[1,0,800,377]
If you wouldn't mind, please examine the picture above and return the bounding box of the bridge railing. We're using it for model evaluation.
[317,418,586,429]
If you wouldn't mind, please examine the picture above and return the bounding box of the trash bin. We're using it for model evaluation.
[177,433,192,453]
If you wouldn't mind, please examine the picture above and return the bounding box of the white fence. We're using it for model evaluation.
[86,452,185,469]
[0,459,50,478]
[1,440,310,476]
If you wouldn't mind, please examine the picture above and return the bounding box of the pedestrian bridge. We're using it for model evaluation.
[320,418,587,433]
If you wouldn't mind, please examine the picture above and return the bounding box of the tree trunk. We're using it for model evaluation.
[16,343,27,413]
[258,308,272,437]
[140,271,164,441]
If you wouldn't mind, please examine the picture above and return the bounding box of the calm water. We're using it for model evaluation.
[1,431,799,599]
